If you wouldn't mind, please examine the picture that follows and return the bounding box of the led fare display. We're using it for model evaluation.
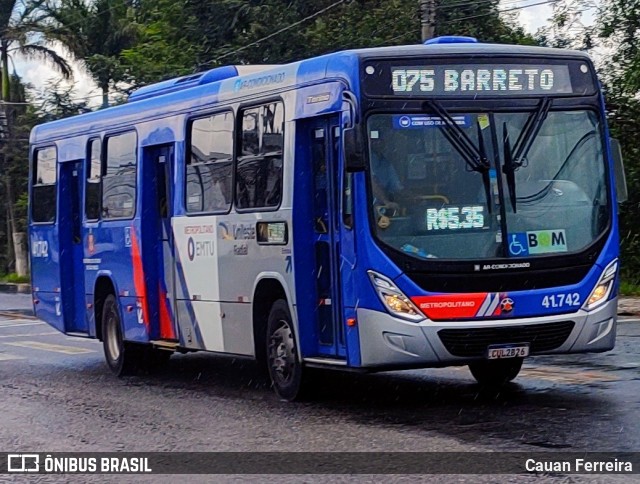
[390,64,573,96]
[426,206,485,231]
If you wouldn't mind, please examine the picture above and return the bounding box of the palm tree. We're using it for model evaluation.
[45,0,138,108]
[0,0,77,276]
[0,0,73,100]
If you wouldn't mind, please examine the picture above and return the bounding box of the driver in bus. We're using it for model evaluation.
[370,134,404,216]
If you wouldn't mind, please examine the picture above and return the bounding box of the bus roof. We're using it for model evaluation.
[30,41,592,145]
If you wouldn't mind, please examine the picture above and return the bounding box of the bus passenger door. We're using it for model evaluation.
[295,116,346,359]
[59,160,88,333]
[141,144,178,342]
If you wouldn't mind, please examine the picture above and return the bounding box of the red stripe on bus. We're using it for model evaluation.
[130,229,150,330]
[158,282,175,340]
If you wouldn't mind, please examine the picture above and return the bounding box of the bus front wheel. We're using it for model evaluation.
[468,358,523,387]
[266,299,305,401]
[102,294,141,376]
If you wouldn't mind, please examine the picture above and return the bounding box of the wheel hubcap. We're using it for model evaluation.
[106,311,120,362]
[268,319,296,386]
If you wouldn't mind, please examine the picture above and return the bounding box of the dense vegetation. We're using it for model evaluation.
[1,0,639,286]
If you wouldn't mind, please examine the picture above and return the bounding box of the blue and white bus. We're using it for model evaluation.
[29,37,627,400]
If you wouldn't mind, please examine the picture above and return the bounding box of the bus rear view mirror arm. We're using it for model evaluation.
[342,91,365,172]
[610,138,628,203]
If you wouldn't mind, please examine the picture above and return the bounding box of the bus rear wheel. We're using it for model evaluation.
[266,299,305,401]
[102,294,141,376]
[468,358,523,387]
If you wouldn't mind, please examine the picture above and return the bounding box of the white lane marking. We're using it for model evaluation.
[0,332,58,339]
[0,353,25,361]
[6,341,95,355]
[0,322,46,329]
[65,337,100,344]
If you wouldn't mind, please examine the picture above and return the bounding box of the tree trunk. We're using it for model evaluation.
[420,0,436,42]
[1,41,9,101]
[101,85,109,109]
[5,201,13,272]
[12,231,27,277]
[4,176,18,274]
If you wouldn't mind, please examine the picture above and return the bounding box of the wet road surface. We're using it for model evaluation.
[0,294,638,481]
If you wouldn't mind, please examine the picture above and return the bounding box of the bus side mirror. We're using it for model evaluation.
[344,126,365,172]
[611,138,628,203]
[342,91,365,172]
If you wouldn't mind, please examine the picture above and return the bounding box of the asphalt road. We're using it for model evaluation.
[0,292,639,482]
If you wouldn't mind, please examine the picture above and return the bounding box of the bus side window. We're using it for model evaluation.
[85,139,102,220]
[31,146,57,223]
[236,102,284,210]
[102,132,137,220]
[186,111,234,213]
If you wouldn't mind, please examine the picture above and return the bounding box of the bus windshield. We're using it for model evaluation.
[367,109,608,260]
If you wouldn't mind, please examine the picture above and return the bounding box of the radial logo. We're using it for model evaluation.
[500,297,515,313]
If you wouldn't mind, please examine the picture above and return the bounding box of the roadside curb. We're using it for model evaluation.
[0,283,31,294]
[617,297,640,317]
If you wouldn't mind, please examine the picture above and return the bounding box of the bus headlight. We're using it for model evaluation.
[584,259,618,311]
[368,271,425,322]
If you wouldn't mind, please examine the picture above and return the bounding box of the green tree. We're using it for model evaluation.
[599,0,640,95]
[120,0,537,83]
[0,74,32,274]
[596,0,640,282]
[47,0,138,107]
[119,0,198,88]
[0,0,73,100]
[607,95,640,283]
[535,0,596,49]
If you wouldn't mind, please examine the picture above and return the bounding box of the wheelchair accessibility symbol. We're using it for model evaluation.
[508,233,529,256]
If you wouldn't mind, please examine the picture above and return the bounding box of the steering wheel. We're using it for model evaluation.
[415,195,450,204]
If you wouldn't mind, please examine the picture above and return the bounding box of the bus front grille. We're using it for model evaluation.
[437,321,576,358]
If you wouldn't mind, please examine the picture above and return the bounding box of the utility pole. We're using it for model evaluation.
[420,0,436,42]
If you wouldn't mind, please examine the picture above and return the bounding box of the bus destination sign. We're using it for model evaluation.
[390,64,572,96]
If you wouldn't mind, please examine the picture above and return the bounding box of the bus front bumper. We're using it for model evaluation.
[356,298,618,368]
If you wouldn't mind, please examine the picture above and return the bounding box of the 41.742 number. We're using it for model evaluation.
[542,293,581,309]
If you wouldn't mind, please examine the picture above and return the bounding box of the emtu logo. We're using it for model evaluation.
[8,454,39,472]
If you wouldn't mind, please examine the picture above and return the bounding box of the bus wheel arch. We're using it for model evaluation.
[102,294,140,376]
[94,276,116,341]
[252,278,288,365]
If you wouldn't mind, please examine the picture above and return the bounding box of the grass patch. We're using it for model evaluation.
[0,273,30,284]
[620,280,640,296]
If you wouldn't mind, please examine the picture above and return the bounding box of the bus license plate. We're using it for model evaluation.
[486,344,529,360]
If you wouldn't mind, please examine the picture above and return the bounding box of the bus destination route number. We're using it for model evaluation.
[389,64,573,96]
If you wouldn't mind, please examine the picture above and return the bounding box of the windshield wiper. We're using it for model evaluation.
[502,98,552,212]
[424,100,493,212]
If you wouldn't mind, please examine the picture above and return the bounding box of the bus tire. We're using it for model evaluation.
[468,358,523,387]
[266,299,305,401]
[102,294,140,376]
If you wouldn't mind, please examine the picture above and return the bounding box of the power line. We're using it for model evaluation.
[380,0,556,46]
[436,0,524,11]
[205,0,348,67]
[442,0,558,24]
[37,0,560,107]
[0,101,32,105]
